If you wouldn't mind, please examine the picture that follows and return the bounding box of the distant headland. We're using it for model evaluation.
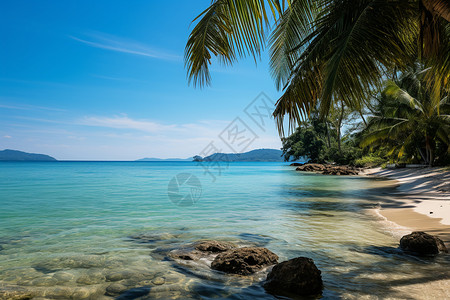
[193,149,284,162]
[0,149,57,161]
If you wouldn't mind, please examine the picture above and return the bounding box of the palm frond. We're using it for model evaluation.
[318,0,417,116]
[185,0,283,87]
[383,81,425,114]
[269,0,318,90]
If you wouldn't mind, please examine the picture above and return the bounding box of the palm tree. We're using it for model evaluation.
[360,65,450,166]
[185,0,449,135]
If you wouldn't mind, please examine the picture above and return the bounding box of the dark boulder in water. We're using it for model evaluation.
[211,247,278,275]
[400,231,448,255]
[264,257,323,297]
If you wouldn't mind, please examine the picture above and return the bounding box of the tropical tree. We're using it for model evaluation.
[281,114,328,163]
[281,110,363,164]
[360,65,450,166]
[185,0,450,135]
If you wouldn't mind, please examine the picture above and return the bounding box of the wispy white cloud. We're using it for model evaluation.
[0,102,66,112]
[3,135,11,139]
[5,112,281,160]
[80,115,178,133]
[70,32,181,61]
[79,115,232,136]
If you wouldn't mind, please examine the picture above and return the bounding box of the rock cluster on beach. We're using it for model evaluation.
[400,231,448,255]
[168,240,323,297]
[293,163,360,175]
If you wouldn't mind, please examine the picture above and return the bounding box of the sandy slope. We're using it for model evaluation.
[363,167,450,246]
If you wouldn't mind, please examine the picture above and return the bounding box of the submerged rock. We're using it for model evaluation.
[211,247,278,275]
[0,286,33,300]
[168,240,236,261]
[52,271,75,283]
[105,282,128,296]
[400,231,448,255]
[194,240,236,253]
[264,257,323,297]
[76,271,106,285]
[105,270,142,282]
[151,276,165,285]
[128,232,179,244]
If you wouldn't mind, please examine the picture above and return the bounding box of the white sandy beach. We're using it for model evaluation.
[364,167,450,246]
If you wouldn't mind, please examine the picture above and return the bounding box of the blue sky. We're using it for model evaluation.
[0,1,282,160]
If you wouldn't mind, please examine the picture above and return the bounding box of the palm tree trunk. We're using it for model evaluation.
[326,122,331,148]
[425,135,433,166]
[422,0,450,22]
[418,147,427,164]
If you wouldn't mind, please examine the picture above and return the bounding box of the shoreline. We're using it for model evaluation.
[363,167,450,246]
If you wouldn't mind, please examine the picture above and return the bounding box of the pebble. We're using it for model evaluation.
[43,286,73,298]
[105,282,127,296]
[52,271,74,283]
[76,271,105,285]
[105,270,135,282]
[30,276,58,287]
[71,287,92,299]
[152,277,165,285]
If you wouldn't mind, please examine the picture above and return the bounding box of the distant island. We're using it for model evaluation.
[136,157,193,162]
[193,149,285,162]
[0,149,57,161]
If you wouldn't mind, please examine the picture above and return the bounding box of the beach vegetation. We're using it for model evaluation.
[360,65,450,166]
[281,111,363,164]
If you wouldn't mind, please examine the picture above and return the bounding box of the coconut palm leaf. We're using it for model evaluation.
[269,0,318,90]
[361,65,449,165]
[185,0,283,87]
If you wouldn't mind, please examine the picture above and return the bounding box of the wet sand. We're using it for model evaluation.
[364,167,450,246]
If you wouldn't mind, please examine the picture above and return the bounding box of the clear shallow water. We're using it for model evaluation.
[0,162,448,299]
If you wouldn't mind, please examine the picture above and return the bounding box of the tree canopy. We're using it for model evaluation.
[185,0,450,135]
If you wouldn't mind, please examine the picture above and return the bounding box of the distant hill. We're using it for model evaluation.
[195,149,284,162]
[0,149,57,161]
[136,157,193,162]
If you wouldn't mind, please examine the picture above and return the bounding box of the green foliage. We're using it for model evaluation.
[353,155,386,168]
[360,64,450,166]
[281,117,327,163]
[185,0,450,136]
[281,113,363,164]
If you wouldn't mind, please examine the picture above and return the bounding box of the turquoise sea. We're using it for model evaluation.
[0,162,448,299]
